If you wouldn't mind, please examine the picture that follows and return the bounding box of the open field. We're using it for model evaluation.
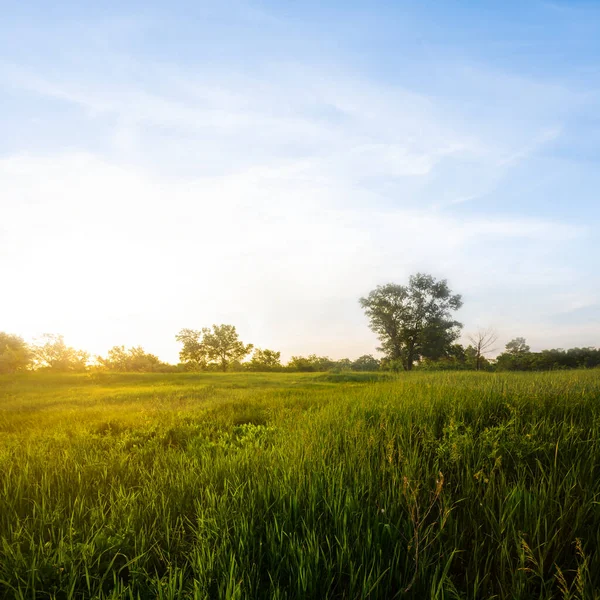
[1,371,599,599]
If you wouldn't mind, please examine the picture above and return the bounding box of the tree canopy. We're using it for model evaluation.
[359,273,463,370]
[0,332,32,374]
[351,355,380,371]
[247,348,282,371]
[287,355,336,372]
[32,334,89,372]
[176,325,253,371]
[97,346,166,372]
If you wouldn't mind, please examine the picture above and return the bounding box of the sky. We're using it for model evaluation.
[1,0,600,363]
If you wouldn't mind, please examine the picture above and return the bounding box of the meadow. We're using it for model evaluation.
[0,370,599,599]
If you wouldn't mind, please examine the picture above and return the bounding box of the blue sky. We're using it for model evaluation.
[1,0,599,362]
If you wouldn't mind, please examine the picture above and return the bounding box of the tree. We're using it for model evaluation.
[359,273,463,371]
[0,332,32,373]
[496,337,532,371]
[286,355,334,372]
[287,355,316,372]
[97,346,165,372]
[380,357,404,372]
[176,325,252,371]
[308,355,335,371]
[417,344,470,371]
[32,334,89,371]
[351,354,380,371]
[467,328,498,371]
[202,325,253,371]
[175,329,207,370]
[505,337,530,355]
[334,358,353,371]
[247,348,282,371]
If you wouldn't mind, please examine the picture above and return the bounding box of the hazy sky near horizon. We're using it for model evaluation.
[2,0,600,362]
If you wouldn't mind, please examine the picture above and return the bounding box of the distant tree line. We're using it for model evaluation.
[494,338,600,371]
[174,324,382,372]
[0,327,382,374]
[1,273,597,374]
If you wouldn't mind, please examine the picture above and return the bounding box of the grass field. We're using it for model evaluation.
[1,370,599,599]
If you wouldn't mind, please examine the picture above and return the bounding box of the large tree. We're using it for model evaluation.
[176,325,253,371]
[359,273,463,370]
[0,332,32,373]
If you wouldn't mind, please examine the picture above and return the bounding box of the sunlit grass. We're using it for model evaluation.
[1,370,599,598]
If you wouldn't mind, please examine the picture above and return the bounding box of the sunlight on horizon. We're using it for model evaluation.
[2,0,599,362]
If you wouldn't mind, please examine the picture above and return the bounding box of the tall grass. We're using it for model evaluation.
[0,370,599,598]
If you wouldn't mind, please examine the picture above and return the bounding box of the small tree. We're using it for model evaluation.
[287,356,316,372]
[505,337,530,355]
[308,355,335,371]
[247,348,282,372]
[97,346,165,372]
[334,358,353,371]
[351,354,380,371]
[32,334,89,371]
[0,332,32,373]
[380,357,404,372]
[286,355,334,372]
[175,329,208,370]
[176,325,252,371]
[496,337,532,371]
[467,328,498,371]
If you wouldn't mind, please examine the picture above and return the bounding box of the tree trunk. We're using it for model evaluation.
[405,344,415,371]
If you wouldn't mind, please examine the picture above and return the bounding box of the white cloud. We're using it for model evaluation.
[0,151,586,361]
[0,59,478,184]
[1,39,595,360]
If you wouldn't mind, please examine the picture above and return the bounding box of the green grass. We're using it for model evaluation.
[1,370,599,599]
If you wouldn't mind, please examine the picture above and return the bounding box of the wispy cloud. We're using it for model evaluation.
[1,1,598,359]
[1,149,587,359]
[497,128,562,167]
